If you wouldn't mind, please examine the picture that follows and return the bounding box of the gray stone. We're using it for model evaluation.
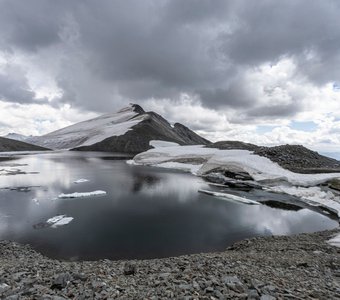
[0,283,10,293]
[248,289,260,299]
[260,295,276,300]
[50,273,72,290]
[123,262,137,275]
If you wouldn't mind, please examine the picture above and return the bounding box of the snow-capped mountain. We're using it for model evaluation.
[3,133,31,142]
[27,104,210,152]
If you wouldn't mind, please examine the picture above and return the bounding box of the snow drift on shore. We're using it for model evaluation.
[131,141,340,216]
[133,142,340,186]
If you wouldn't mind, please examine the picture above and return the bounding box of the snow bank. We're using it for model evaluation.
[267,186,340,218]
[154,162,203,174]
[74,178,89,184]
[58,190,107,198]
[131,141,340,215]
[328,233,340,247]
[198,189,260,205]
[150,140,180,148]
[133,143,340,186]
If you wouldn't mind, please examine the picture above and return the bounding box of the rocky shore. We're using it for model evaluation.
[1,229,339,299]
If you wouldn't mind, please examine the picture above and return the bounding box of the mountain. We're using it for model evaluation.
[208,141,340,173]
[3,133,31,142]
[27,104,210,153]
[0,137,49,152]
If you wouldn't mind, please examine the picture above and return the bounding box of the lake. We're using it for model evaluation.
[0,151,337,260]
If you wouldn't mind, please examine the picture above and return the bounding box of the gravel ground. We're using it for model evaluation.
[1,229,340,299]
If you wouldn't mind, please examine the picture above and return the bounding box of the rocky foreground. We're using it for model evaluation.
[1,229,340,299]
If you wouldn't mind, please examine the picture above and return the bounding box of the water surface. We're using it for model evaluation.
[0,151,337,260]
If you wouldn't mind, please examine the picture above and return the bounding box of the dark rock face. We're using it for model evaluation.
[208,141,340,174]
[172,123,210,145]
[73,109,210,153]
[0,137,49,152]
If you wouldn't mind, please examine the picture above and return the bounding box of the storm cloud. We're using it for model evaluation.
[0,0,340,146]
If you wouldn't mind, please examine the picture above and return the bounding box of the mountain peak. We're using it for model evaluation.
[129,103,145,114]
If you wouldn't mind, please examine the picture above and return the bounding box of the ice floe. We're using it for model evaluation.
[32,198,40,205]
[58,190,107,198]
[198,189,260,205]
[74,178,89,184]
[46,215,74,228]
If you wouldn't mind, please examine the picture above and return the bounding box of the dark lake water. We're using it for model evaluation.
[0,151,337,260]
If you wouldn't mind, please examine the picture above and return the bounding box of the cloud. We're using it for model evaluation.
[0,0,340,151]
[0,64,38,104]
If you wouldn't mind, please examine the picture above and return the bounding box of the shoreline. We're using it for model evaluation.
[1,228,339,299]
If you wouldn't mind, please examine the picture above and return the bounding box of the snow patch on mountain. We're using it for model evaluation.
[28,105,146,150]
[3,133,30,142]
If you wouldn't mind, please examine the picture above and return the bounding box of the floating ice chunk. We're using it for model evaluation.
[58,190,107,198]
[198,189,260,205]
[44,215,73,228]
[74,178,89,184]
[328,233,340,247]
[149,140,180,148]
[32,198,40,205]
[47,215,66,224]
[51,216,74,228]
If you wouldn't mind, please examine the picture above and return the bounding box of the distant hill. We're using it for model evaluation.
[27,104,210,153]
[0,137,49,152]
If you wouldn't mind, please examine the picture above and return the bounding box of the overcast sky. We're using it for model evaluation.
[0,0,340,153]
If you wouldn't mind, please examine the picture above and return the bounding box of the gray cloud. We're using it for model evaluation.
[0,0,339,121]
[0,65,37,104]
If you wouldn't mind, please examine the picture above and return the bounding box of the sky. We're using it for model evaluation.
[0,0,340,153]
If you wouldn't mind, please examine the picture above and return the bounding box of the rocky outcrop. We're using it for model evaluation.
[254,144,340,173]
[208,141,340,174]
[0,137,49,152]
